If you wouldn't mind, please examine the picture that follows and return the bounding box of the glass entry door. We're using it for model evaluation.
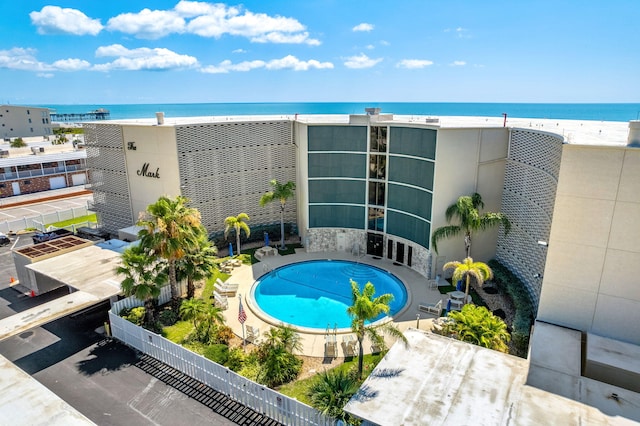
[367,233,384,257]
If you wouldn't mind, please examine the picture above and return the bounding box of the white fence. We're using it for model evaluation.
[109,295,335,426]
[0,205,91,234]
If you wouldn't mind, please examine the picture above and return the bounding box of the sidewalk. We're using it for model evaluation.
[0,186,92,209]
[221,249,442,359]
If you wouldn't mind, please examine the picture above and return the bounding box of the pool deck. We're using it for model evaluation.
[220,248,444,359]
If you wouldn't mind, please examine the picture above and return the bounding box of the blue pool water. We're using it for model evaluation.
[251,260,407,329]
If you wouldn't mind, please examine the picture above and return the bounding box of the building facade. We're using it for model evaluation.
[0,105,53,139]
[0,145,88,198]
[83,111,578,313]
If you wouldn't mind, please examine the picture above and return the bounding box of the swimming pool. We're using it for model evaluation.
[251,260,407,330]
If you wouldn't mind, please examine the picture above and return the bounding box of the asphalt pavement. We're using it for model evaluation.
[0,189,278,426]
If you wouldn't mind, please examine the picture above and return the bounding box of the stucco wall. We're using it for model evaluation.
[122,125,182,220]
[537,145,640,345]
[430,127,508,277]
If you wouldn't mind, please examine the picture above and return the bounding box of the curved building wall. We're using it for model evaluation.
[305,123,435,277]
[84,123,133,234]
[496,129,563,308]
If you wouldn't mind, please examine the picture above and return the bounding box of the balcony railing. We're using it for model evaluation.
[0,165,86,182]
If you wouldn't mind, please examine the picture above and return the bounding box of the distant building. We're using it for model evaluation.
[0,105,53,139]
[0,143,88,198]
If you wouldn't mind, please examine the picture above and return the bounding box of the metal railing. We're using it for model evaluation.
[109,294,335,426]
[0,165,86,182]
[0,205,92,234]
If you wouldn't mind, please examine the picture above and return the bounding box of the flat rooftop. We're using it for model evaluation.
[345,327,640,425]
[87,114,632,147]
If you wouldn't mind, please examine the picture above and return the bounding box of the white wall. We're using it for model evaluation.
[122,125,182,220]
[538,145,640,344]
[431,128,508,274]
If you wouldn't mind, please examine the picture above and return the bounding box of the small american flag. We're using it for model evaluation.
[238,299,247,324]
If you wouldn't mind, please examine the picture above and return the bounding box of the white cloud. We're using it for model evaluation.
[365,44,375,50]
[0,47,53,71]
[232,49,247,54]
[104,2,318,44]
[353,23,374,32]
[52,58,92,71]
[30,6,103,36]
[343,53,382,69]
[107,8,186,39]
[0,47,93,74]
[200,55,333,73]
[396,59,434,69]
[93,44,198,71]
[444,27,471,39]
[450,60,466,66]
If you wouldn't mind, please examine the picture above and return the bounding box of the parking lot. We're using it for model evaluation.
[0,193,249,425]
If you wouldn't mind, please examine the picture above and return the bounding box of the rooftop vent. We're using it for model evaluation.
[156,112,165,125]
[628,120,640,148]
[365,107,381,115]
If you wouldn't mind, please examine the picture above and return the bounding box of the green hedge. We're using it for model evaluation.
[208,222,298,250]
[488,259,535,357]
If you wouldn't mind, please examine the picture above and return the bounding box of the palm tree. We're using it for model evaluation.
[443,257,493,306]
[116,244,167,326]
[138,195,203,307]
[347,280,408,380]
[447,304,511,352]
[431,192,511,257]
[176,233,218,299]
[259,179,296,250]
[179,298,208,328]
[224,213,250,255]
[256,325,303,388]
[308,369,360,423]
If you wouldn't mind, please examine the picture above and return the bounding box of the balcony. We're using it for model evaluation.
[0,165,86,182]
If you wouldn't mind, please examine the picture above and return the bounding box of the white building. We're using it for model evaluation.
[0,105,53,139]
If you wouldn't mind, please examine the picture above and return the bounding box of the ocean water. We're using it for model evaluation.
[42,102,640,122]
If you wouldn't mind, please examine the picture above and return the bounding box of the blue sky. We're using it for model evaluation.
[1,1,638,104]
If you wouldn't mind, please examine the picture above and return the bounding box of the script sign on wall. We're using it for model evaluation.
[137,163,160,179]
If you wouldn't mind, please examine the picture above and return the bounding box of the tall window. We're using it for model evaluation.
[367,125,388,233]
[370,126,387,153]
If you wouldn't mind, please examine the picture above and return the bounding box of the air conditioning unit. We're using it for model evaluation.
[0,150,8,158]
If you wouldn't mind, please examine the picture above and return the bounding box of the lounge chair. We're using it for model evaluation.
[246,325,260,344]
[418,299,442,316]
[342,335,357,357]
[214,281,239,296]
[213,291,228,310]
[325,331,337,358]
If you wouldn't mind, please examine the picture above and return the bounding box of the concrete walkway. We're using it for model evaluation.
[221,249,444,358]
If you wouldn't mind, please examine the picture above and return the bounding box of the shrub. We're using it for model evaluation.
[488,259,535,357]
[120,306,146,326]
[212,325,235,344]
[158,309,179,326]
[10,138,26,148]
[226,347,246,372]
[203,344,229,364]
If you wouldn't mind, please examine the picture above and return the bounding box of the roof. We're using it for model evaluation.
[86,114,633,147]
[0,149,86,168]
[26,245,123,300]
[344,328,638,425]
[0,354,94,425]
[15,235,93,261]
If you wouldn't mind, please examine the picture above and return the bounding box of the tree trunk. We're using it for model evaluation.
[169,261,180,309]
[464,232,471,258]
[357,335,364,380]
[236,228,241,256]
[279,203,286,250]
[464,275,471,305]
[144,298,155,326]
[187,278,195,300]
